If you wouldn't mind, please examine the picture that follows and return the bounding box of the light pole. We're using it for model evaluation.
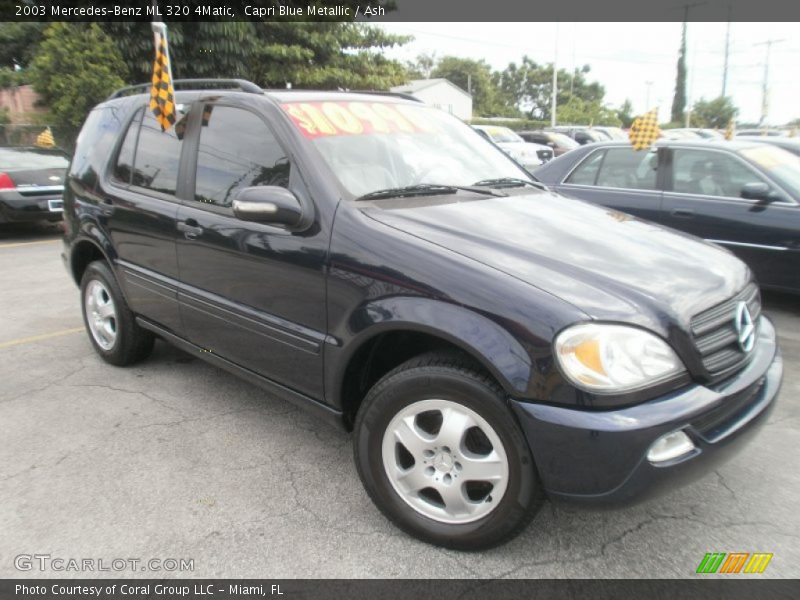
[755,38,784,126]
[551,23,559,128]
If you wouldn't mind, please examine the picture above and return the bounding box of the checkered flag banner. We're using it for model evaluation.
[35,127,55,148]
[628,108,660,151]
[149,25,176,132]
[725,119,735,140]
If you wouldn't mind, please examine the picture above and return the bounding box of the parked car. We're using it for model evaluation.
[64,81,782,550]
[737,129,786,137]
[742,136,800,158]
[517,130,579,156]
[547,126,608,145]
[535,140,800,293]
[0,146,67,223]
[472,125,552,168]
[692,128,725,140]
[660,128,704,140]
[592,126,628,141]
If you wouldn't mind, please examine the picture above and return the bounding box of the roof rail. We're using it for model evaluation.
[106,78,263,100]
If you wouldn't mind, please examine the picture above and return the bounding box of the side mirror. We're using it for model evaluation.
[233,186,304,228]
[740,182,773,202]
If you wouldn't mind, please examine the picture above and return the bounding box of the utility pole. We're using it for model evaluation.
[721,4,732,97]
[755,38,784,126]
[551,22,559,127]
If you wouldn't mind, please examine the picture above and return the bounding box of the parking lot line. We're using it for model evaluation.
[0,239,60,249]
[0,326,84,350]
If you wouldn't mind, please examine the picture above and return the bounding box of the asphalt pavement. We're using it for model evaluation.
[1,223,798,578]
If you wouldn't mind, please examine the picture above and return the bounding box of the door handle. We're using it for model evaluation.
[671,208,694,218]
[177,219,204,239]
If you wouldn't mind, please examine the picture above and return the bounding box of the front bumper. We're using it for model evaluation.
[510,316,782,504]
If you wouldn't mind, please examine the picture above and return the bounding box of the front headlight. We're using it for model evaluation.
[554,323,685,393]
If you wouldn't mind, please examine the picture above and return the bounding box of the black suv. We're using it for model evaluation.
[63,80,783,550]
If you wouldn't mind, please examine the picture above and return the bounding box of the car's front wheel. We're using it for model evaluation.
[80,260,154,366]
[354,352,544,550]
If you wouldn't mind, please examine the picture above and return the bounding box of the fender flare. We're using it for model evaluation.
[326,296,535,409]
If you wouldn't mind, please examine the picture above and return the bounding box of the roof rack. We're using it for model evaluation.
[106,78,263,100]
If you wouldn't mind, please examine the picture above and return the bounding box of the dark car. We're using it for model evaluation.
[0,146,68,223]
[63,80,782,550]
[535,140,800,293]
[517,130,579,156]
[745,136,800,157]
[547,126,608,145]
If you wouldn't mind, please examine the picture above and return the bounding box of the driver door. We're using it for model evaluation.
[175,100,328,399]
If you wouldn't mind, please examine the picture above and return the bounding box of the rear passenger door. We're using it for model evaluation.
[555,147,664,222]
[174,100,328,400]
[103,104,192,334]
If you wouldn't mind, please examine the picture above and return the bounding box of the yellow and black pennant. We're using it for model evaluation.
[149,32,176,132]
[628,108,660,151]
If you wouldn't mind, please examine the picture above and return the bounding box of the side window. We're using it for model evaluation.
[672,149,767,199]
[112,108,143,185]
[595,148,658,190]
[194,106,291,208]
[566,150,605,185]
[132,107,189,195]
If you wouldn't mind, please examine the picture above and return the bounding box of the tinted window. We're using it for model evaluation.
[112,108,142,184]
[194,106,290,207]
[595,148,657,190]
[566,150,605,185]
[132,107,189,195]
[672,149,767,198]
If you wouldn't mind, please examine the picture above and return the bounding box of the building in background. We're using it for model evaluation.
[390,79,473,120]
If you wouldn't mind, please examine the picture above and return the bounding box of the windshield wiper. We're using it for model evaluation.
[355,183,505,202]
[471,177,548,190]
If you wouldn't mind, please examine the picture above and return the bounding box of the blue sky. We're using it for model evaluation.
[377,22,800,125]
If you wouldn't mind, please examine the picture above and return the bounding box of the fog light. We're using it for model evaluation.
[647,431,696,464]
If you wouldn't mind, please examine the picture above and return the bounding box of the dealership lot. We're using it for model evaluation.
[1,224,798,579]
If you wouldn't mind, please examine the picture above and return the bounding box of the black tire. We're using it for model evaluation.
[354,351,544,550]
[80,260,154,366]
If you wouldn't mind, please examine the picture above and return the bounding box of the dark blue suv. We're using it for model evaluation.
[62,80,782,550]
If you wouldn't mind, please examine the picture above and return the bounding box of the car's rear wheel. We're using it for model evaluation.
[80,260,154,366]
[354,352,544,550]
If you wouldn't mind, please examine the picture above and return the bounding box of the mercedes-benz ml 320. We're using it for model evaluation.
[62,80,782,550]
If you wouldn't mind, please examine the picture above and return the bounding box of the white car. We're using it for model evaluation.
[472,125,553,170]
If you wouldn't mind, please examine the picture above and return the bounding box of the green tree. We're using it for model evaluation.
[102,22,409,90]
[616,99,634,128]
[496,57,604,122]
[406,53,437,79]
[691,96,738,129]
[30,23,127,133]
[671,23,687,124]
[431,56,511,116]
[0,23,45,69]
[249,23,409,89]
[558,97,622,126]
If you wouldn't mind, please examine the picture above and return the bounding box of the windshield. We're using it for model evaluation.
[481,126,524,144]
[601,127,628,141]
[0,147,68,170]
[550,133,580,149]
[740,144,800,198]
[282,101,532,198]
